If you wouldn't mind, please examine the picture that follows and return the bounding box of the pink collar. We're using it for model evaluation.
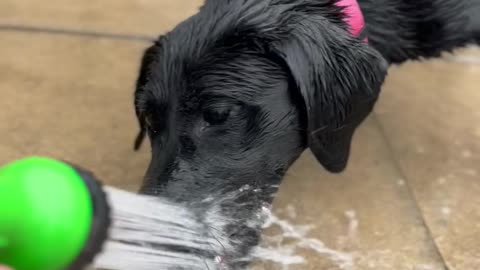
[336,0,368,42]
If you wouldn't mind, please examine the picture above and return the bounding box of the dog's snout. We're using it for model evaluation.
[140,132,178,192]
[179,135,196,157]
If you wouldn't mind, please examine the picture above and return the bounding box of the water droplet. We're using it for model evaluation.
[202,196,214,203]
[239,184,251,192]
[214,256,223,263]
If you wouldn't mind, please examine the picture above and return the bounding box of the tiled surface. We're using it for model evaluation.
[0,0,203,36]
[375,56,480,270]
[0,32,148,191]
[1,1,479,269]
[254,119,446,270]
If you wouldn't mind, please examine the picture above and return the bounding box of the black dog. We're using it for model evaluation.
[133,0,479,268]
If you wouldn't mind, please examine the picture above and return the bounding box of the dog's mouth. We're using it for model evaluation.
[137,165,287,267]
[198,190,274,268]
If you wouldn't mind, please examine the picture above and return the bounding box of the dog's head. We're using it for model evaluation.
[133,0,387,260]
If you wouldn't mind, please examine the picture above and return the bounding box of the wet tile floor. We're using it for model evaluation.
[1,1,479,269]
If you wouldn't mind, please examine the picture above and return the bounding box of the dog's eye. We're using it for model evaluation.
[203,106,231,125]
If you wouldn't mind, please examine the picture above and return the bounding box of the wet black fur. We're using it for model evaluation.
[132,0,479,267]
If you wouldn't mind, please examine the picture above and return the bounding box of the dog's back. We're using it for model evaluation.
[358,0,479,63]
[465,0,480,43]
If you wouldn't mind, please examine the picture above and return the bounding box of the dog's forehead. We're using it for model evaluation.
[140,19,226,107]
[140,1,294,109]
[147,43,284,106]
[142,56,288,119]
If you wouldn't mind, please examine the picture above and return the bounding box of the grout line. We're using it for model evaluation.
[371,113,450,270]
[0,23,156,43]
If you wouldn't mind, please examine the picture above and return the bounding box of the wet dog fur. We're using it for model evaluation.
[132,0,479,267]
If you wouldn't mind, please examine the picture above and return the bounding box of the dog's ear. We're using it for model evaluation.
[134,42,161,151]
[269,19,388,172]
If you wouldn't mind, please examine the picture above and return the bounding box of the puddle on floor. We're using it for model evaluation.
[251,205,445,270]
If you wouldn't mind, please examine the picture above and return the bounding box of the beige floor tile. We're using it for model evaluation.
[253,119,446,270]
[0,32,149,190]
[375,48,480,270]
[0,0,203,36]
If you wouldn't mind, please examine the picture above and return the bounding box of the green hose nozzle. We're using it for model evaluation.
[0,157,110,270]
